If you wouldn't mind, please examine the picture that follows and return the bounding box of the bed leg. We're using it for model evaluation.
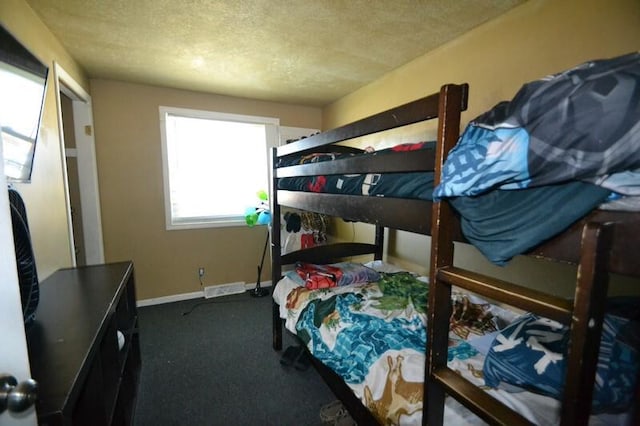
[272,301,282,351]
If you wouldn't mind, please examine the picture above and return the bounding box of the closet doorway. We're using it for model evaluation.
[54,63,104,267]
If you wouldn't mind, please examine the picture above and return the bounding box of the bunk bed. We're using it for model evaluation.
[270,54,640,426]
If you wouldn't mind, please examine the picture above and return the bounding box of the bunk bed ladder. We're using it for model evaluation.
[426,107,620,424]
[428,223,617,424]
[424,80,623,426]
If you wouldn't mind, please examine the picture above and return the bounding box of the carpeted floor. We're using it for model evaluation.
[134,291,337,426]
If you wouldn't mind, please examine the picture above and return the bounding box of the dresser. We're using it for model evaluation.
[26,261,141,425]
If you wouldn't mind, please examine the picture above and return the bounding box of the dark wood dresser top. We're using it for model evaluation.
[25,261,134,420]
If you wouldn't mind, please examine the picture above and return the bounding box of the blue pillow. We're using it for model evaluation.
[483,299,640,413]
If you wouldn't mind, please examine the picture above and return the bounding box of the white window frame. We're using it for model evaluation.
[159,106,280,230]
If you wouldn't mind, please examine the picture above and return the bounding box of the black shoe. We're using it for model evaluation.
[280,345,300,367]
[294,348,311,371]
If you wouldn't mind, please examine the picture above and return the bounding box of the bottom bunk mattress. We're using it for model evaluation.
[272,261,639,426]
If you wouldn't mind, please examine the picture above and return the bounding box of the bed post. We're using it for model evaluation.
[271,146,283,351]
[425,83,466,426]
[374,225,384,261]
[560,221,613,425]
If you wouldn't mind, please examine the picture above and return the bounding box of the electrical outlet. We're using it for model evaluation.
[198,267,205,278]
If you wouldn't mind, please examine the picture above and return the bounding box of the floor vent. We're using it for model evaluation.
[203,282,246,299]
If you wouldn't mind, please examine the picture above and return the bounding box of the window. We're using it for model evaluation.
[159,107,279,229]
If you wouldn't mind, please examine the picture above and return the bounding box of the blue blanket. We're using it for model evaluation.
[434,52,640,200]
[277,142,436,200]
[449,181,610,265]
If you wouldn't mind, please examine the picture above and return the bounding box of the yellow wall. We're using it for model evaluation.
[91,79,321,300]
[324,0,640,126]
[0,0,89,278]
[323,0,640,296]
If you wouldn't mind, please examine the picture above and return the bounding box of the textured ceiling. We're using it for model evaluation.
[26,0,525,106]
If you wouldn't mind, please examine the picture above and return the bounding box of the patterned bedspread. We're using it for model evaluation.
[276,265,639,425]
[283,272,498,425]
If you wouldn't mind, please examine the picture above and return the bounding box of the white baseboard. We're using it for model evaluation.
[204,281,245,298]
[136,291,202,307]
[136,280,272,307]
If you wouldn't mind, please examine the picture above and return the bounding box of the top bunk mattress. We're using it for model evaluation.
[277,141,436,200]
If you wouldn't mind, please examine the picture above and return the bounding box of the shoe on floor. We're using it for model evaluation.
[319,400,357,426]
[333,408,357,426]
[280,345,301,367]
[294,348,311,371]
[319,400,346,423]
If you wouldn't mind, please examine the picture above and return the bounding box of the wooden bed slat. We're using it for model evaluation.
[431,367,534,426]
[277,91,442,157]
[527,211,640,277]
[280,242,380,265]
[437,266,574,324]
[276,148,436,178]
[277,190,432,234]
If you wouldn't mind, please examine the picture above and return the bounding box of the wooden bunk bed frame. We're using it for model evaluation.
[270,83,640,425]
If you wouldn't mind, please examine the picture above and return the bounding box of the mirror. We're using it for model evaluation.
[0,25,49,183]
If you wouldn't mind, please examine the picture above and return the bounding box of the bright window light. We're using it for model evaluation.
[159,107,279,229]
[0,63,47,181]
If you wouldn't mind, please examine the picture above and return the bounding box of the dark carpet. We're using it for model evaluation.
[134,291,336,426]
